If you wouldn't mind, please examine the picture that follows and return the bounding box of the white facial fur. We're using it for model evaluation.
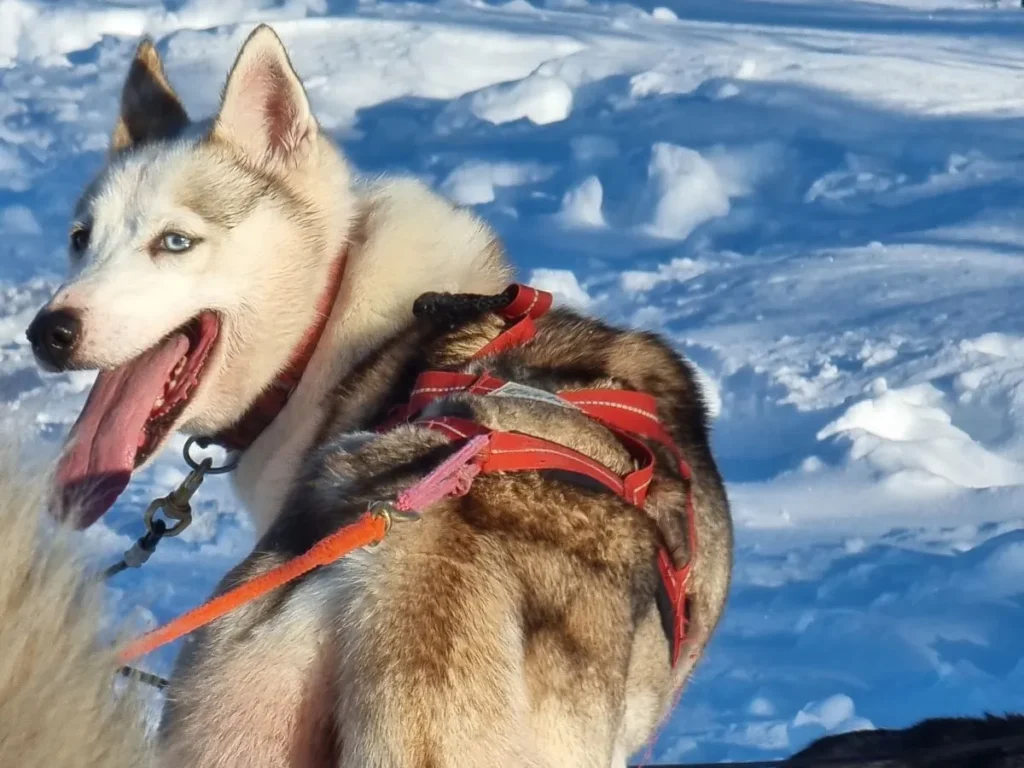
[57,143,226,370]
[42,28,356,441]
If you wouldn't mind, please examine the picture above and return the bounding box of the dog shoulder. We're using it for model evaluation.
[354,177,512,295]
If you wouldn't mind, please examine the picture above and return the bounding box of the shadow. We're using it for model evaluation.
[709,363,846,482]
[342,74,1024,275]
[657,527,1024,762]
[320,0,1024,42]
[650,0,1024,41]
[337,70,1024,496]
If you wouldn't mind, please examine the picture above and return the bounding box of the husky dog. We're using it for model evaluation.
[15,25,733,767]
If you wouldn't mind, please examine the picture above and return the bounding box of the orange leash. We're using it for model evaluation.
[117,435,492,665]
[117,511,388,664]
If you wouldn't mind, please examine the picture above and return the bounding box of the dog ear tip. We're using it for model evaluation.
[246,24,284,49]
[130,36,168,75]
[134,36,157,57]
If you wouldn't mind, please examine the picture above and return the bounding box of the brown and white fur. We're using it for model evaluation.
[0,445,149,767]
[13,24,733,767]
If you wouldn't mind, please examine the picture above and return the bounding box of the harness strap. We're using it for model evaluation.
[560,392,697,666]
[421,416,645,502]
[414,387,694,667]
[472,284,552,360]
[399,295,697,668]
[499,284,554,320]
[408,371,506,413]
[406,380,680,505]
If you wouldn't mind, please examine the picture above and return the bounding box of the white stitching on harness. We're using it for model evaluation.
[488,447,623,488]
[411,385,473,397]
[568,399,660,422]
[523,290,539,317]
[627,476,653,503]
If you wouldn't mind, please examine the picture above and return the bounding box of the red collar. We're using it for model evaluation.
[211,252,347,452]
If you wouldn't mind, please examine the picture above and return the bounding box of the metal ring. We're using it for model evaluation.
[144,498,191,538]
[368,500,420,526]
[367,501,394,542]
[159,511,192,538]
[183,436,240,474]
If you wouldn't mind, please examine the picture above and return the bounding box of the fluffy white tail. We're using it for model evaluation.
[0,445,149,767]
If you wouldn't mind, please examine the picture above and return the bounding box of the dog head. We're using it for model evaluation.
[29,26,354,527]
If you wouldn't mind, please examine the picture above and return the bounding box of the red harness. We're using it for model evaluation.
[384,284,696,666]
[119,284,696,670]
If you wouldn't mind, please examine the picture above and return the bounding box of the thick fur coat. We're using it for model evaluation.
[6,24,735,768]
[0,448,148,767]
[156,301,734,767]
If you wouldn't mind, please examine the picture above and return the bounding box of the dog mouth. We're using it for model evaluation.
[56,311,220,528]
[136,314,220,466]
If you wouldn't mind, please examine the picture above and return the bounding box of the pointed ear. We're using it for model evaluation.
[110,38,189,153]
[211,25,317,166]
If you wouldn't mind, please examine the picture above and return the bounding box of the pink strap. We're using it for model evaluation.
[393,434,491,513]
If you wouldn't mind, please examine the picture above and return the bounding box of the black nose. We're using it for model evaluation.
[26,308,82,372]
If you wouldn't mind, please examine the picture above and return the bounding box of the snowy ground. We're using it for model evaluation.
[2,0,1024,763]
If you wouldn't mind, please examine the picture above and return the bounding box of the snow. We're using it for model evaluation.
[0,205,40,235]
[444,72,575,128]
[440,159,555,205]
[527,267,594,311]
[639,143,732,240]
[559,175,606,228]
[2,0,1024,763]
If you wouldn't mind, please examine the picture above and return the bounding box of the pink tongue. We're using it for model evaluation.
[56,333,190,528]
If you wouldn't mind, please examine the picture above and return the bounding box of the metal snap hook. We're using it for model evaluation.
[184,436,240,475]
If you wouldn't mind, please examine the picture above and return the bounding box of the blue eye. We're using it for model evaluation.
[161,232,193,253]
[69,225,90,255]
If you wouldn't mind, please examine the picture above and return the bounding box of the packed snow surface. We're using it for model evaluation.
[2,0,1023,762]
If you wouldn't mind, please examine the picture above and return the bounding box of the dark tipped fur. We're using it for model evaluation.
[161,292,733,765]
[787,714,1024,767]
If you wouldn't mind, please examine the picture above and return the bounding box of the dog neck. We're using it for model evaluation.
[209,249,348,453]
[229,178,512,536]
